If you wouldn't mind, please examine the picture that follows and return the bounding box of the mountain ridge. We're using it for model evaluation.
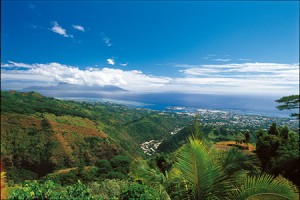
[21,82,127,92]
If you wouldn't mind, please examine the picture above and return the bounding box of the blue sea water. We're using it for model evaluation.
[55,92,295,118]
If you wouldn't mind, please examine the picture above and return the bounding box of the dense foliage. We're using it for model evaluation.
[127,138,298,199]
[1,91,189,184]
[1,91,299,199]
[276,94,300,119]
[158,123,250,153]
[256,123,299,185]
[8,180,94,200]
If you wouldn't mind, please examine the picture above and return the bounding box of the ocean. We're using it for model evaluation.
[53,92,295,118]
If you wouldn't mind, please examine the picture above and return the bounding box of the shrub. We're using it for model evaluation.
[95,159,112,175]
[89,179,128,199]
[7,180,94,200]
[120,182,159,200]
[8,180,57,200]
[107,172,127,180]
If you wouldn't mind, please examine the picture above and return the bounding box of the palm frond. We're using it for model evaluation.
[176,138,232,199]
[130,158,164,184]
[246,193,290,200]
[229,174,299,200]
[129,158,171,200]
[217,147,261,176]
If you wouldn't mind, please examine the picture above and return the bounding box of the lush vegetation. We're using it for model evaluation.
[1,91,299,199]
[5,137,299,199]
[1,91,189,184]
[276,94,300,119]
[256,123,299,185]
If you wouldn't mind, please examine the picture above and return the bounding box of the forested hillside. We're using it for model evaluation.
[1,91,299,199]
[1,91,190,183]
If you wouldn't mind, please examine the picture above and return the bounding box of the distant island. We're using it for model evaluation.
[22,82,127,92]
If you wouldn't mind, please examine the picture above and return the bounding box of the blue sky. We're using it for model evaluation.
[1,1,299,95]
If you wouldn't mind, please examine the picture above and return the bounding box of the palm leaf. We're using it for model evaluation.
[177,138,232,199]
[129,158,171,200]
[217,147,261,176]
[229,174,299,200]
[247,193,290,200]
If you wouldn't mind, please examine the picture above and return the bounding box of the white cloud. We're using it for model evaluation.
[181,63,299,77]
[50,21,73,38]
[1,61,298,95]
[1,61,34,69]
[103,37,112,46]
[211,58,231,62]
[1,62,170,92]
[120,63,128,67]
[175,62,299,94]
[107,58,115,65]
[72,25,85,32]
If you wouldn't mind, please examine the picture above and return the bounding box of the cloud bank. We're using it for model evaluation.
[175,62,299,94]
[1,61,170,92]
[1,61,299,94]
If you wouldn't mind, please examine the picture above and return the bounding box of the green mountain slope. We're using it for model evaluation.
[1,91,190,182]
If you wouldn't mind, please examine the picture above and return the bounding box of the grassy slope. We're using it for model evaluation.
[1,91,190,181]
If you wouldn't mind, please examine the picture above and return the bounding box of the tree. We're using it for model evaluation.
[276,95,300,119]
[256,129,265,139]
[256,124,300,186]
[110,155,131,175]
[256,134,280,171]
[268,122,279,136]
[244,130,250,144]
[280,126,289,140]
[95,159,112,176]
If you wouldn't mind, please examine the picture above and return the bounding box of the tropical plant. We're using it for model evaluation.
[216,147,260,176]
[129,158,171,200]
[8,180,57,200]
[64,180,94,200]
[229,174,299,200]
[176,138,232,199]
[176,138,299,199]
[7,180,94,200]
[120,182,160,200]
[276,94,300,119]
[88,179,128,200]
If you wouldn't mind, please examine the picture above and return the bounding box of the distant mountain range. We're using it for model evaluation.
[21,82,127,92]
